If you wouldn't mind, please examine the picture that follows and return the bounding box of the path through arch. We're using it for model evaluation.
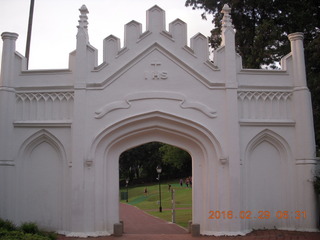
[120,203,187,234]
[90,112,222,234]
[118,141,192,234]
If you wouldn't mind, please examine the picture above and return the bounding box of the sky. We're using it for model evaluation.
[0,0,214,70]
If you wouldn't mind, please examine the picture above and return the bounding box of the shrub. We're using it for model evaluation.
[0,228,9,237]
[0,233,51,240]
[0,219,56,240]
[20,222,39,234]
[23,233,51,240]
[43,232,58,240]
[0,230,24,239]
[0,218,17,231]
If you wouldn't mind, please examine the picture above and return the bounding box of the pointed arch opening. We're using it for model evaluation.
[87,111,224,234]
[118,141,192,233]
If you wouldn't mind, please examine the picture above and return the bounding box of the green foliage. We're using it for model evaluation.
[186,0,319,67]
[20,222,39,234]
[160,145,190,169]
[119,142,192,184]
[185,0,320,153]
[0,230,24,240]
[119,142,163,182]
[0,219,56,240]
[0,219,17,231]
[43,232,57,240]
[160,144,191,177]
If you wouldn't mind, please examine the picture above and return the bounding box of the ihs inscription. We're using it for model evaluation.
[145,62,168,80]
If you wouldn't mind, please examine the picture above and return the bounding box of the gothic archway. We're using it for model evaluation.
[87,111,224,234]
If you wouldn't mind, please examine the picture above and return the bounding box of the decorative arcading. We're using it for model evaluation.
[16,92,74,102]
[238,91,293,120]
[15,92,74,121]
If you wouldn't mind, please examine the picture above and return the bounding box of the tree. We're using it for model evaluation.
[185,0,320,153]
[119,142,192,183]
[119,142,163,182]
[160,144,192,177]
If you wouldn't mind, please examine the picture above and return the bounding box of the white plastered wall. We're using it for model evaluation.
[0,4,318,237]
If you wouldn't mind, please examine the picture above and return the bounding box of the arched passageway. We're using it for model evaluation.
[88,111,224,234]
[118,141,192,234]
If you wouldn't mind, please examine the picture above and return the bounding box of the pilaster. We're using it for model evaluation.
[288,32,316,160]
[70,5,90,233]
[0,32,18,163]
[288,32,317,230]
[0,32,18,87]
[220,5,242,233]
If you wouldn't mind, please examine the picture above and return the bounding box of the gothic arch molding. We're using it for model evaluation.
[18,129,67,164]
[242,129,294,230]
[245,129,292,162]
[85,111,226,234]
[16,129,68,231]
[88,111,225,163]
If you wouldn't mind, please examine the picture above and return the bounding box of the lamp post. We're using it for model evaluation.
[156,165,162,212]
[126,178,129,202]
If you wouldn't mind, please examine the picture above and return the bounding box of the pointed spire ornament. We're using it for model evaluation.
[221,4,233,31]
[220,4,235,46]
[77,5,89,41]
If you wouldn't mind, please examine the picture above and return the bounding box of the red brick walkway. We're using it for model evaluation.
[57,203,320,240]
[120,203,187,234]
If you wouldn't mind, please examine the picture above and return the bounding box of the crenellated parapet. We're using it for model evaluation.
[90,5,214,73]
[146,5,166,33]
[103,35,121,65]
[124,20,143,48]
[169,19,187,46]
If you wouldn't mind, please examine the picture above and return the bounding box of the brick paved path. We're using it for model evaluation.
[58,203,320,240]
[120,203,187,234]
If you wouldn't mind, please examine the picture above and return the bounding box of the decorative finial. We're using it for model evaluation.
[221,4,233,30]
[77,5,89,40]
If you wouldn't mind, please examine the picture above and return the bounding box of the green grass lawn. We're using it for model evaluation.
[120,181,192,228]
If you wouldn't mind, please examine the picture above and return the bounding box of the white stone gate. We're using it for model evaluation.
[0,4,318,237]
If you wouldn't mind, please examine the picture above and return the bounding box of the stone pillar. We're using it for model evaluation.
[219,4,242,234]
[288,33,308,88]
[0,32,18,163]
[288,32,318,230]
[0,32,19,221]
[288,32,316,160]
[70,5,91,234]
[1,32,18,87]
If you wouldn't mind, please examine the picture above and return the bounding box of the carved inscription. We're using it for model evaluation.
[145,62,168,80]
